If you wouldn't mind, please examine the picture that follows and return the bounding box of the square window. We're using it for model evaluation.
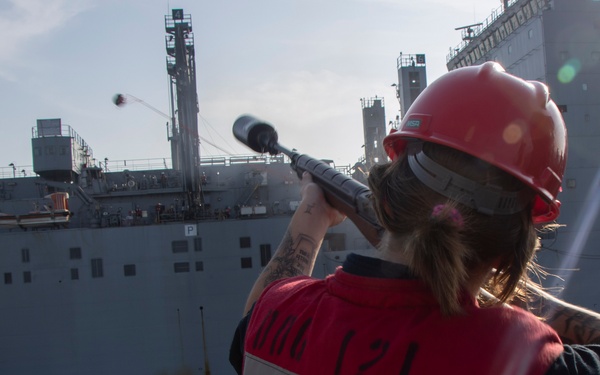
[194,237,203,252]
[70,247,82,260]
[91,258,103,278]
[174,262,190,273]
[240,237,251,248]
[4,273,12,285]
[523,3,533,19]
[71,268,79,280]
[408,72,420,88]
[22,248,30,263]
[124,264,136,277]
[172,240,188,253]
[517,9,525,24]
[325,233,347,251]
[503,20,513,34]
[260,244,272,267]
[195,261,204,272]
[241,257,253,269]
[23,271,31,283]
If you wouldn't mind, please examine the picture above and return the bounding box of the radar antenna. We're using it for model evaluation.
[455,23,483,41]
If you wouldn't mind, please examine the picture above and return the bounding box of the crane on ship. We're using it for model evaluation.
[165,8,202,206]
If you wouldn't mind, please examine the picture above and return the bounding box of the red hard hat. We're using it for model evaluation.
[384,62,567,223]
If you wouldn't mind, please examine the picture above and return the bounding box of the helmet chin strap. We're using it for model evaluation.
[407,147,531,215]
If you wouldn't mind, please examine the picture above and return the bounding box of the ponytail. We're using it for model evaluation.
[369,143,537,315]
[408,204,471,315]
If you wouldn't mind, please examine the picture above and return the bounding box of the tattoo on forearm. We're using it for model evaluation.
[304,203,315,214]
[262,230,318,287]
[545,307,600,344]
[525,287,600,344]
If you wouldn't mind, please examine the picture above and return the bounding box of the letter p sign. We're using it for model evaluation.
[185,224,197,237]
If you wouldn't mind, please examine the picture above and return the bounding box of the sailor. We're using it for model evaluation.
[230,62,600,374]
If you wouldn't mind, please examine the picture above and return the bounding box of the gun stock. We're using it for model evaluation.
[289,153,383,247]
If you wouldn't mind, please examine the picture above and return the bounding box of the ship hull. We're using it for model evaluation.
[0,217,370,374]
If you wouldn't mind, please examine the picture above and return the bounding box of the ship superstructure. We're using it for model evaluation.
[447,0,600,308]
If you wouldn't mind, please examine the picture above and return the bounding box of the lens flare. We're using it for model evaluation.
[557,59,582,83]
[502,123,523,145]
[558,169,600,286]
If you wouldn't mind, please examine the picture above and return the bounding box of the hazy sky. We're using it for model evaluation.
[0,0,503,172]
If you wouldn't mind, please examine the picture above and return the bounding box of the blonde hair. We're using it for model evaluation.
[368,142,538,315]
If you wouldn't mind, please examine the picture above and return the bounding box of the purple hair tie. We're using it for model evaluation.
[432,204,464,227]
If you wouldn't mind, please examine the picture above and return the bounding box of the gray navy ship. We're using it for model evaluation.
[1,1,599,374]
[0,8,382,375]
[445,0,600,310]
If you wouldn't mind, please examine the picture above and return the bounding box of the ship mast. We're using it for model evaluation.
[165,9,200,202]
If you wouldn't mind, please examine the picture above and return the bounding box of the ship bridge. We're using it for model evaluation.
[31,118,93,182]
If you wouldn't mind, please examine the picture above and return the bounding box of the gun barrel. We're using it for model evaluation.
[232,115,281,155]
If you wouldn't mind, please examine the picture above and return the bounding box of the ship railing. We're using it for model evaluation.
[101,154,291,172]
[201,155,359,180]
[361,97,385,109]
[199,154,288,167]
[0,165,36,179]
[3,155,349,178]
[31,123,94,162]
[446,0,520,62]
[396,53,426,68]
[2,155,344,177]
[102,158,172,172]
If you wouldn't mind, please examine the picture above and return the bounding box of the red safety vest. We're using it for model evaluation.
[244,268,563,375]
